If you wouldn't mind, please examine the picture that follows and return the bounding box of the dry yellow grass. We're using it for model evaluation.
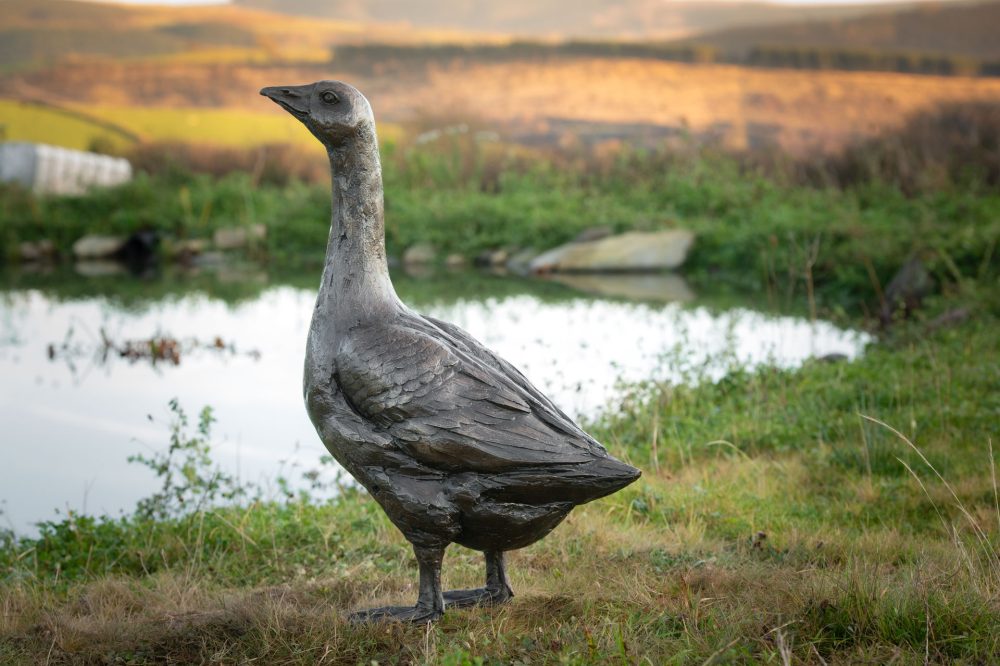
[0,99,403,151]
[391,58,1000,153]
[3,461,997,664]
[6,57,1000,155]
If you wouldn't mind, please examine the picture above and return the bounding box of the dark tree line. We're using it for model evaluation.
[744,45,986,77]
[332,41,1000,78]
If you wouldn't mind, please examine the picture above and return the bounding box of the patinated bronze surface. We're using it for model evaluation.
[261,81,641,623]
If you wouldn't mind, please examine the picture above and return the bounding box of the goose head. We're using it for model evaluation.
[260,80,374,149]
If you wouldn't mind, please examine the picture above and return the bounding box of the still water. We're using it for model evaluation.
[0,266,870,533]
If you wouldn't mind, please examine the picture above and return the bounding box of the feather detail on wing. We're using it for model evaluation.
[335,321,605,473]
[418,314,607,452]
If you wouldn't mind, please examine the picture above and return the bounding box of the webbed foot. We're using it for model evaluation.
[350,543,447,624]
[349,604,443,624]
[443,586,513,609]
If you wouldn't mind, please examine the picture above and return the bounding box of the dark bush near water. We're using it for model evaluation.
[796,102,1000,193]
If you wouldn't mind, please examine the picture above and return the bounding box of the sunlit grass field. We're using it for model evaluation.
[0,99,405,151]
[0,100,133,151]
[0,100,311,150]
[11,58,1000,155]
[81,104,319,148]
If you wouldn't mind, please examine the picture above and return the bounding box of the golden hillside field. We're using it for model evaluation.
[233,0,932,40]
[6,57,1000,154]
[1,0,496,41]
[0,0,502,70]
[2,0,910,43]
[398,58,1000,153]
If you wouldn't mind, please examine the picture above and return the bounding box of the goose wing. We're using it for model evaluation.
[417,314,604,448]
[335,320,605,473]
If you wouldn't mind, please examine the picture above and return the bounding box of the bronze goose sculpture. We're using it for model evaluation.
[261,81,641,623]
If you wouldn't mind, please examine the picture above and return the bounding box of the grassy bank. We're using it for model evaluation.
[3,138,998,318]
[1,305,997,663]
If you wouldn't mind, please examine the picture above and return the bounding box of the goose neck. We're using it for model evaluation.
[319,126,397,321]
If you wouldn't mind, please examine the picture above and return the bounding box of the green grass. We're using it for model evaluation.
[1,312,997,663]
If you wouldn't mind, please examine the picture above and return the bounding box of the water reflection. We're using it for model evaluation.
[544,273,696,303]
[0,268,870,533]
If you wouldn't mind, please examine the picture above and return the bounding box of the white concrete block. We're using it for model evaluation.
[0,142,132,195]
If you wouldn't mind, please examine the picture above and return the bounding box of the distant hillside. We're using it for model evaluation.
[686,0,1000,60]
[0,0,492,70]
[2,0,990,72]
[233,0,930,40]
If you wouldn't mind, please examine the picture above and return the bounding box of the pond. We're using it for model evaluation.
[0,264,871,534]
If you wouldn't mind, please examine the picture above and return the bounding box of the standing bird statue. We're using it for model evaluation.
[261,81,641,623]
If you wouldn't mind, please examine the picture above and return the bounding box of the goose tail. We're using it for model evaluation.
[483,454,641,506]
[575,454,642,504]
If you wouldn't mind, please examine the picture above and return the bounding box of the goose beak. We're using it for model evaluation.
[260,84,313,119]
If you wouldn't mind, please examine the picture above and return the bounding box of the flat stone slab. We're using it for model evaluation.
[72,235,126,259]
[530,230,694,273]
[213,224,266,250]
[402,242,437,265]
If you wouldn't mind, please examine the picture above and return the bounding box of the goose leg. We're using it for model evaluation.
[349,544,446,624]
[444,550,514,609]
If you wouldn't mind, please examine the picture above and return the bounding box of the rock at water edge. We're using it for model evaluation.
[72,235,126,259]
[530,230,694,273]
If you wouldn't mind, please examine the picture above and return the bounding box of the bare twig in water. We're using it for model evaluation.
[47,328,261,372]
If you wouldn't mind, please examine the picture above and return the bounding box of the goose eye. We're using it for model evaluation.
[321,91,340,105]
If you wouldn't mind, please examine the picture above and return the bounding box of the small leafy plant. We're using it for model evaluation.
[128,398,245,520]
